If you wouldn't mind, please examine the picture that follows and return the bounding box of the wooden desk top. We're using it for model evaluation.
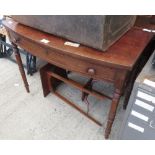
[3,19,153,71]
[135,16,155,30]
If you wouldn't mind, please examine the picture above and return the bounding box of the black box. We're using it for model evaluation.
[12,15,136,51]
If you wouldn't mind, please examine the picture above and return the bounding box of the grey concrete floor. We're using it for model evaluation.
[0,58,125,139]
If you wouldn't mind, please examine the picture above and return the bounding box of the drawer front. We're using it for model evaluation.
[9,31,116,81]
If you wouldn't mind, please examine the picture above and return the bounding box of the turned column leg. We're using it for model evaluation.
[104,70,128,139]
[105,89,121,139]
[12,43,30,93]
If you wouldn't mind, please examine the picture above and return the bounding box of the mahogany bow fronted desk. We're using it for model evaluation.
[3,18,154,139]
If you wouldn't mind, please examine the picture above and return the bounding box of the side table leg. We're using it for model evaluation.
[105,89,121,139]
[12,43,30,93]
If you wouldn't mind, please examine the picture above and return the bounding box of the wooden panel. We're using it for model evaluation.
[9,31,116,81]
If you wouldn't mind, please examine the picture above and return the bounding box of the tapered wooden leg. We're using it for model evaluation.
[105,89,121,139]
[104,70,128,139]
[12,43,30,93]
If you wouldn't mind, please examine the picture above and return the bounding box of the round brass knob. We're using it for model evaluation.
[87,68,95,75]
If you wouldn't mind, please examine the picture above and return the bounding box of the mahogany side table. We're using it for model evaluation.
[2,18,154,139]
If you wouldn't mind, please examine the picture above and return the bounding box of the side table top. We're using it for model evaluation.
[3,18,154,70]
